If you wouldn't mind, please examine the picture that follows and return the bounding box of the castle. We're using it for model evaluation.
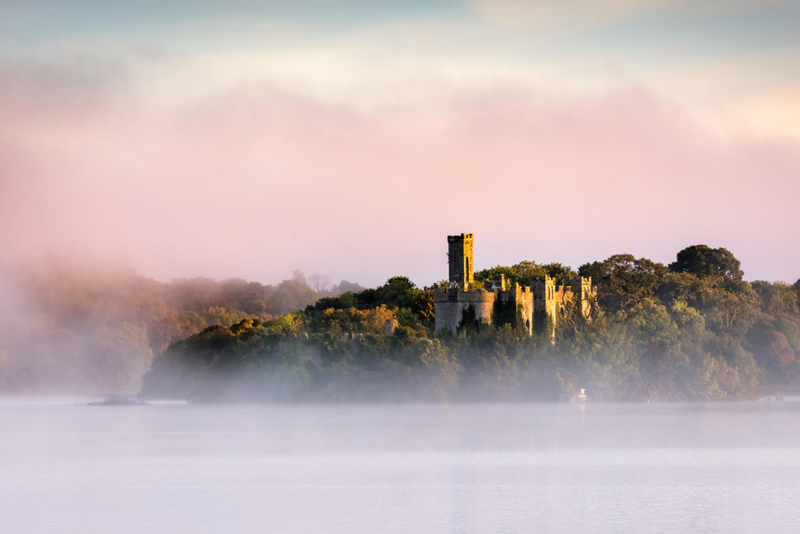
[434,233,594,336]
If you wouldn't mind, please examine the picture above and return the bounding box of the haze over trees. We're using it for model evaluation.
[140,245,800,403]
[2,246,799,401]
[0,256,362,393]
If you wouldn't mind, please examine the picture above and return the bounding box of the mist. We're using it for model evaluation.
[0,254,364,395]
[4,2,800,533]
[4,400,800,533]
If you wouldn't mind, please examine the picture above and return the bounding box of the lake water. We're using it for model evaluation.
[1,400,799,533]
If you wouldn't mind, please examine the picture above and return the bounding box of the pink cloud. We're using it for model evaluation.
[1,77,798,287]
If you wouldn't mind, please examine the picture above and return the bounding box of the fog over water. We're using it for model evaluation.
[2,401,800,533]
[2,1,800,528]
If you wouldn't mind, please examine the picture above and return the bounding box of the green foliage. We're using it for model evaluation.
[776,316,800,354]
[669,245,744,281]
[579,254,667,311]
[142,239,800,402]
[353,276,421,309]
[795,279,800,307]
[271,276,319,315]
[458,304,479,334]
[10,246,798,402]
[628,298,679,347]
[746,322,795,372]
[751,281,799,315]
[540,263,579,286]
[491,298,525,331]
[474,265,516,284]
[339,292,358,309]
[659,274,758,334]
[313,276,435,328]
[203,306,249,327]
[303,304,395,336]
[475,261,577,286]
[0,259,334,393]
[670,301,706,341]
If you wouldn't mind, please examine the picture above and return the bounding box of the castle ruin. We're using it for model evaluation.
[434,233,594,337]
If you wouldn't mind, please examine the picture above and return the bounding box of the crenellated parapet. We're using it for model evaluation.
[434,234,594,340]
[435,284,491,333]
[568,276,595,319]
[434,280,534,335]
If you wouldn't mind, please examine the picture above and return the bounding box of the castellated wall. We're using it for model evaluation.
[570,277,595,319]
[531,276,559,322]
[434,233,594,338]
[509,287,534,335]
[434,288,495,333]
[434,286,534,335]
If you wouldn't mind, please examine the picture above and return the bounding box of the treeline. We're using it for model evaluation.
[141,245,800,403]
[0,256,362,393]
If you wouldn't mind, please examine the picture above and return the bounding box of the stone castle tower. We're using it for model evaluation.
[447,233,474,289]
[434,233,594,338]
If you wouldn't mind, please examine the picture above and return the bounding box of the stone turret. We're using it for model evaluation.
[569,276,594,319]
[447,233,474,289]
[434,233,593,339]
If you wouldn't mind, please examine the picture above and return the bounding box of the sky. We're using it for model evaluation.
[0,0,798,287]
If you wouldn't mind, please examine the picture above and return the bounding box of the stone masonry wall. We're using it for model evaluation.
[434,288,494,333]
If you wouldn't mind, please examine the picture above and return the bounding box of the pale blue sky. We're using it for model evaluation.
[3,1,799,58]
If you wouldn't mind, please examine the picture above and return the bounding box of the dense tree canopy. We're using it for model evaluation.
[751,281,799,315]
[669,245,744,281]
[579,254,668,312]
[4,245,799,402]
[475,261,577,286]
[140,244,800,403]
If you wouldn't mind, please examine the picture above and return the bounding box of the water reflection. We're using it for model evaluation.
[1,402,799,533]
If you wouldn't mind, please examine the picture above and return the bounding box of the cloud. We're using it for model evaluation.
[735,84,800,142]
[469,0,792,31]
[2,2,799,285]
[1,58,798,286]
[470,0,675,31]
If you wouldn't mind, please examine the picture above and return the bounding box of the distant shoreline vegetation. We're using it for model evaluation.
[138,245,800,403]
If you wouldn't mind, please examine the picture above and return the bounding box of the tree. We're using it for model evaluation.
[511,260,540,280]
[669,245,743,281]
[308,273,333,294]
[474,261,577,286]
[747,322,796,371]
[331,280,365,295]
[579,254,667,311]
[540,263,579,285]
[660,274,758,334]
[271,276,319,315]
[627,298,679,349]
[794,279,800,309]
[203,306,249,327]
[474,265,517,284]
[354,277,422,311]
[751,281,799,315]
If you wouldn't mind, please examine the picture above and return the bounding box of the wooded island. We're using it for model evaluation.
[138,240,800,403]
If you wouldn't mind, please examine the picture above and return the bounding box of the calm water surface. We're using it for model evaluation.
[1,401,799,533]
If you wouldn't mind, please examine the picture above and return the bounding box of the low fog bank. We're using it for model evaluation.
[4,244,800,402]
[138,327,800,404]
[141,247,800,404]
[0,256,362,395]
[138,337,595,404]
[136,327,758,404]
